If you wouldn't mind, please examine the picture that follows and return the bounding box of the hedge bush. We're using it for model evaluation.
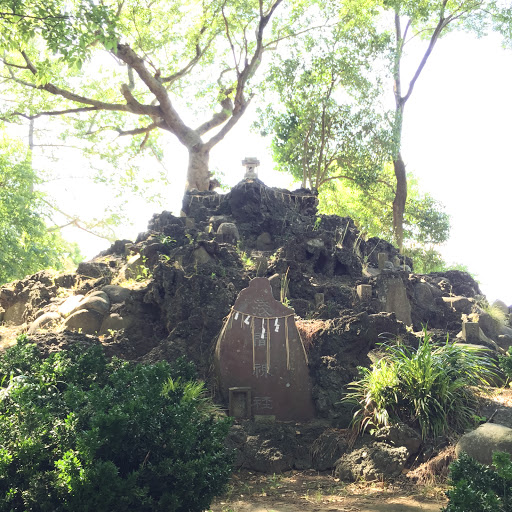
[443,451,512,512]
[0,336,233,512]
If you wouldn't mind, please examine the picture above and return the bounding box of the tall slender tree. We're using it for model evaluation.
[256,21,392,191]
[0,129,81,283]
[383,0,492,249]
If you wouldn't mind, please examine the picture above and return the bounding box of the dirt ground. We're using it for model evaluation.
[208,470,447,512]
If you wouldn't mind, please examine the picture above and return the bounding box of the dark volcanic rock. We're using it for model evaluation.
[335,442,409,481]
[0,179,502,475]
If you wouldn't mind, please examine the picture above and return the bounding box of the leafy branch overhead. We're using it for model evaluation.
[0,0,331,191]
[260,0,497,250]
[0,132,82,284]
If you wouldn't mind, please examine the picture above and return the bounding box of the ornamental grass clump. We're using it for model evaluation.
[344,329,497,439]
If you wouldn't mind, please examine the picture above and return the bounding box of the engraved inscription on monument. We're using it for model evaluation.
[215,278,315,421]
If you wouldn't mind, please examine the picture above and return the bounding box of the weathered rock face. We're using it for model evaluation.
[372,423,422,456]
[300,312,411,424]
[456,423,512,465]
[1,178,509,475]
[335,442,409,481]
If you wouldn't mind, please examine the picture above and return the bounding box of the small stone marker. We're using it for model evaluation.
[242,157,260,180]
[216,222,240,245]
[382,277,412,326]
[462,321,481,343]
[378,252,388,270]
[228,387,252,419]
[357,284,372,302]
[185,217,195,229]
[251,253,268,276]
[215,277,315,421]
[392,256,401,268]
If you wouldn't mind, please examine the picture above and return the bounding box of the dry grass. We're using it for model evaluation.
[209,469,448,511]
[296,319,328,350]
[407,446,456,486]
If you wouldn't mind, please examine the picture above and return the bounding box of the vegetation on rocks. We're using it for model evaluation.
[0,335,233,512]
[344,330,497,439]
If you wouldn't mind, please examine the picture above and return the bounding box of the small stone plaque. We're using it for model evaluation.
[462,322,481,343]
[228,387,251,419]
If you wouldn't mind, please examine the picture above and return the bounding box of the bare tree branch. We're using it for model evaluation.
[203,0,283,150]
[195,97,233,135]
[13,106,100,119]
[401,19,444,105]
[222,5,242,77]
[0,11,67,21]
[115,122,161,137]
[160,43,204,84]
[0,58,29,70]
[116,43,200,148]
[42,198,114,240]
[4,52,143,113]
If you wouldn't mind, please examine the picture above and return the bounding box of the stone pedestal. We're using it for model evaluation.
[378,253,388,270]
[357,284,372,302]
[462,322,481,343]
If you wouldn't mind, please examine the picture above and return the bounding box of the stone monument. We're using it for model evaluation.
[215,277,315,421]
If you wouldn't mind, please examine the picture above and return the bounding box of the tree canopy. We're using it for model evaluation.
[0,131,81,284]
[0,0,336,193]
[256,21,392,191]
[319,164,451,271]
[259,0,497,250]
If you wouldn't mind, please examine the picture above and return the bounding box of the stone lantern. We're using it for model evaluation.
[242,157,260,180]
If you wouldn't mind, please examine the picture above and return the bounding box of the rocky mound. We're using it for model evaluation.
[1,178,510,476]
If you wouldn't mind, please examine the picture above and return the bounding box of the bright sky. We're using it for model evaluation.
[400,32,512,306]
[50,30,512,306]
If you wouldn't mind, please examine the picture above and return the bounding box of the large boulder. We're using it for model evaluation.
[58,295,85,317]
[63,309,104,335]
[102,285,131,304]
[455,423,512,465]
[28,312,62,334]
[75,292,111,316]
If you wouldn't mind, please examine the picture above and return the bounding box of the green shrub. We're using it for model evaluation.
[498,346,512,384]
[443,452,512,512]
[344,330,497,439]
[0,336,233,512]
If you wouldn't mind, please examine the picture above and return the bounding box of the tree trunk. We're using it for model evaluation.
[392,153,407,251]
[186,145,211,191]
